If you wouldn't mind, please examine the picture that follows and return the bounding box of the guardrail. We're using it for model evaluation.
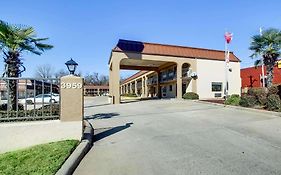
[0,77,60,122]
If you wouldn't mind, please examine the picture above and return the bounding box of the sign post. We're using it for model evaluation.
[60,75,84,121]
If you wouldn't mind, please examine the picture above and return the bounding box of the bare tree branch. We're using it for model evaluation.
[34,64,53,78]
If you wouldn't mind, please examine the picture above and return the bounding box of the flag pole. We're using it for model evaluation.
[260,27,265,88]
[225,38,228,99]
[224,32,232,99]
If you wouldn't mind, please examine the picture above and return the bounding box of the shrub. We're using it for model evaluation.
[121,93,138,97]
[268,86,278,95]
[266,94,281,111]
[225,94,240,106]
[277,85,281,98]
[254,88,267,105]
[239,95,257,107]
[0,103,24,111]
[183,92,199,100]
[247,88,256,96]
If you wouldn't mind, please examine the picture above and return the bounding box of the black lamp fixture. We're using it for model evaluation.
[65,58,78,75]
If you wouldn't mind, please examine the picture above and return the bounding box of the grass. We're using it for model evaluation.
[0,140,79,175]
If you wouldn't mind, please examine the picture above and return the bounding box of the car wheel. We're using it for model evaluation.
[49,99,56,103]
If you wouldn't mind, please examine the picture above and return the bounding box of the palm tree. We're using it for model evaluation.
[249,28,281,88]
[0,20,53,110]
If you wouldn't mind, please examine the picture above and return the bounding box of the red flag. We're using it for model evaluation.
[224,32,233,44]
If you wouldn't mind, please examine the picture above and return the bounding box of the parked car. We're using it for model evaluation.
[20,93,60,104]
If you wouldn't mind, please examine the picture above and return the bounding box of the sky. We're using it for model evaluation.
[1,0,281,78]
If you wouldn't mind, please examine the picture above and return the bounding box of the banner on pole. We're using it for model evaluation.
[224,32,233,44]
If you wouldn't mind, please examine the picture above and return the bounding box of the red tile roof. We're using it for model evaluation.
[113,39,240,62]
[84,85,109,89]
[122,71,148,84]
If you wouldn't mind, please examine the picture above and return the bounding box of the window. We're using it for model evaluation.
[168,71,174,78]
[212,82,222,92]
[162,86,167,93]
[169,85,173,91]
[43,94,51,98]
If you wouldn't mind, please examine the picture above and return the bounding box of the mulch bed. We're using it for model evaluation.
[201,99,225,104]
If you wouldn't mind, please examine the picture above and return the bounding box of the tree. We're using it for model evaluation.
[249,28,281,87]
[0,20,53,110]
[99,75,109,85]
[84,72,109,85]
[54,69,69,79]
[35,64,53,78]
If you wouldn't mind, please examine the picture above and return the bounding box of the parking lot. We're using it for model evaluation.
[75,97,281,175]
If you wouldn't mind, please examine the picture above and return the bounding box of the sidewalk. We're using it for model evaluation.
[0,120,82,153]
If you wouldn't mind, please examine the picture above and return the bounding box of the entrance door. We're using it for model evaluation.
[182,83,187,96]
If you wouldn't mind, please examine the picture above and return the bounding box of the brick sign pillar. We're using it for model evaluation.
[60,75,84,121]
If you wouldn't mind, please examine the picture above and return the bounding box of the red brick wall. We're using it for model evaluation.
[241,65,281,88]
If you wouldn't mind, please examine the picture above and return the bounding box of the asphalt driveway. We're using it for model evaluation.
[75,97,281,175]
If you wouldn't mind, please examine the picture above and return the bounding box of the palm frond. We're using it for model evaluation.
[249,28,281,62]
[19,43,42,55]
[30,38,49,42]
[254,59,262,68]
[35,43,53,51]
[0,20,53,54]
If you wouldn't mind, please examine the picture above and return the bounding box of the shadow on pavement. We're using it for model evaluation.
[94,122,133,142]
[84,113,120,120]
[121,97,160,104]
[84,103,111,108]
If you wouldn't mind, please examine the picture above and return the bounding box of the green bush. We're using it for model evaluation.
[0,104,60,121]
[183,92,199,100]
[121,93,138,97]
[0,103,24,110]
[225,94,240,106]
[239,95,257,107]
[247,88,256,96]
[266,94,281,111]
[253,88,267,106]
[268,86,278,95]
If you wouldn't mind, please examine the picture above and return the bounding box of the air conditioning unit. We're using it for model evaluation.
[214,93,222,98]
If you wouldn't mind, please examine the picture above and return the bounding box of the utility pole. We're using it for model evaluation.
[224,32,233,99]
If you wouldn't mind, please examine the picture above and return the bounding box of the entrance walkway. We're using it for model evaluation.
[75,97,281,175]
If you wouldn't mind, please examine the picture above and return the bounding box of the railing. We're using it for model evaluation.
[0,77,60,122]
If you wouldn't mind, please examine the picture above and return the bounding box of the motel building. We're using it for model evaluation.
[84,85,109,96]
[109,39,241,104]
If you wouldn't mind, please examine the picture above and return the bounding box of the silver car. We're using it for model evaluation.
[20,93,60,104]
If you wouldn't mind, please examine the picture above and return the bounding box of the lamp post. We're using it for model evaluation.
[65,58,78,75]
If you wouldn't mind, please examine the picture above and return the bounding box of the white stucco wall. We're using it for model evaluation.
[196,59,241,99]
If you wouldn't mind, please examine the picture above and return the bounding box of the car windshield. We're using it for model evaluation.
[35,94,43,98]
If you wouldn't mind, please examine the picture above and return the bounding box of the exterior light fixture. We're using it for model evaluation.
[190,72,198,79]
[65,58,78,75]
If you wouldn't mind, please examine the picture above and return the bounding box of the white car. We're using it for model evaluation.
[20,93,60,104]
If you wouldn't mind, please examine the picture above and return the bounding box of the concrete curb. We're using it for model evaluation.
[56,120,94,175]
[197,100,281,117]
